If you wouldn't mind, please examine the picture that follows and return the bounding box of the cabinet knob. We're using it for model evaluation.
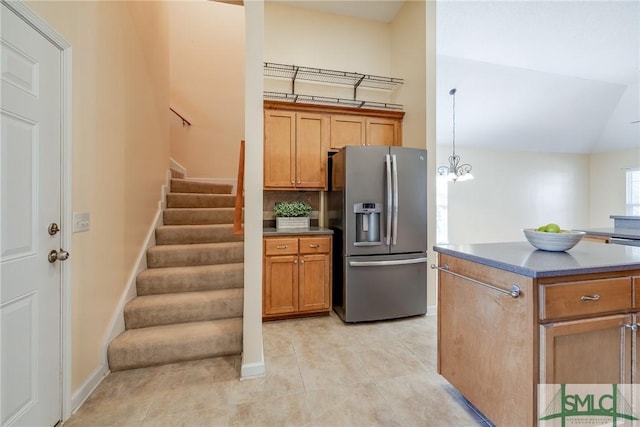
[294,259,298,264]
[297,181,301,185]
[300,259,304,264]
[309,244,320,248]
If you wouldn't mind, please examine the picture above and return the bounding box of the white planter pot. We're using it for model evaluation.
[276,216,310,230]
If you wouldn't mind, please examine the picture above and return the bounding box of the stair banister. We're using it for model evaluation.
[169,107,192,127]
[233,140,245,235]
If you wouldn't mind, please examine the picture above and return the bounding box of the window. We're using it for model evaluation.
[436,174,449,244]
[627,169,640,215]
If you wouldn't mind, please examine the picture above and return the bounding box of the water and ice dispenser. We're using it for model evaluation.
[353,202,382,246]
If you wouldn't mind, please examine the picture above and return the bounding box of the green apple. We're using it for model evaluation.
[544,223,560,233]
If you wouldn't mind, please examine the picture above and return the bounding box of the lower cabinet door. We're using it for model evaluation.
[540,314,632,385]
[264,255,298,316]
[298,253,330,312]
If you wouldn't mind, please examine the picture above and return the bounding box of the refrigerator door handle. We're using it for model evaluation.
[385,154,392,246]
[391,154,399,245]
[349,257,428,267]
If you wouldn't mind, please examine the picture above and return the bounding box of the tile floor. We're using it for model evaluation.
[63,313,493,427]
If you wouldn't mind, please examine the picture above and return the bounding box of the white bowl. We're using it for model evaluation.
[523,229,585,252]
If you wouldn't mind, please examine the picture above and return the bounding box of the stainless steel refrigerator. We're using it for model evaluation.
[328,146,428,322]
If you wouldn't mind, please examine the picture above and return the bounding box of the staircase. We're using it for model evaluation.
[107,172,244,371]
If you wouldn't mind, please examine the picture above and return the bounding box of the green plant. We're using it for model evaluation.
[273,201,312,218]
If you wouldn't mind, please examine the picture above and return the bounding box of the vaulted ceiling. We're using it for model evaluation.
[437,1,639,154]
[268,1,639,154]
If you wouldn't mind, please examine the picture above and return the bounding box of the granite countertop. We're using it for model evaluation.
[434,241,640,278]
[263,226,334,237]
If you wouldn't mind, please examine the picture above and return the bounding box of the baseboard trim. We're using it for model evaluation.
[240,360,266,380]
[426,304,437,316]
[98,172,169,388]
[70,364,109,415]
[169,157,186,177]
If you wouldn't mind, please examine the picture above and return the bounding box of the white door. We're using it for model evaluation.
[1,3,64,426]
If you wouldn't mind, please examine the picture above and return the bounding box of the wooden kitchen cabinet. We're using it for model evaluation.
[264,109,329,190]
[366,117,402,147]
[436,249,640,427]
[539,276,635,384]
[330,115,401,149]
[540,314,633,385]
[263,235,332,320]
[330,115,365,149]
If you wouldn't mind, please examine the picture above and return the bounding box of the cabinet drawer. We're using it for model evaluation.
[299,236,331,254]
[265,238,299,256]
[540,277,632,321]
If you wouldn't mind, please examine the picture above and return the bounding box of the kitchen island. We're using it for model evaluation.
[433,241,640,426]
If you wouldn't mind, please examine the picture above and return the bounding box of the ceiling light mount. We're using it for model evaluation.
[438,88,474,183]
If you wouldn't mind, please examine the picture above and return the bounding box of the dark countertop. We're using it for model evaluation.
[574,227,640,239]
[263,226,334,237]
[434,241,640,278]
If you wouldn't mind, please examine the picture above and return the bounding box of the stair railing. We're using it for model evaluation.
[233,140,245,235]
[170,107,192,127]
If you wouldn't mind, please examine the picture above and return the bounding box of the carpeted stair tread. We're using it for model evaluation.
[136,263,244,296]
[107,318,243,371]
[163,208,234,225]
[156,224,243,245]
[170,178,232,194]
[166,193,235,209]
[147,241,244,268]
[124,288,244,329]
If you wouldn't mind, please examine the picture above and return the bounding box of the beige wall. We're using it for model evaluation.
[438,147,591,245]
[590,147,640,227]
[391,0,427,151]
[264,4,396,105]
[26,1,170,391]
[168,1,245,179]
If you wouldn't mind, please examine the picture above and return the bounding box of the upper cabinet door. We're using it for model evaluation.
[330,115,366,149]
[296,113,329,189]
[367,117,401,147]
[264,110,296,188]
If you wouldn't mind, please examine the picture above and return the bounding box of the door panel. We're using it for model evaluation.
[1,5,62,426]
[343,146,389,256]
[264,110,295,188]
[264,255,298,315]
[299,254,330,312]
[296,113,328,189]
[390,147,427,254]
[342,253,427,322]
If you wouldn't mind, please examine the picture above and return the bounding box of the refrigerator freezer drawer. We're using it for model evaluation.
[338,254,427,322]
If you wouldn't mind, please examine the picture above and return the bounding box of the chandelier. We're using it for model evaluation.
[437,88,474,182]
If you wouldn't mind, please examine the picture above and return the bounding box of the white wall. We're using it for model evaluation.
[242,0,265,379]
[438,146,591,244]
[590,147,640,227]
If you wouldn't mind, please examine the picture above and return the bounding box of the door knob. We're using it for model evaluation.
[48,249,70,263]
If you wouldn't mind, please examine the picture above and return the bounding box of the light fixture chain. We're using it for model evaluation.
[451,90,456,156]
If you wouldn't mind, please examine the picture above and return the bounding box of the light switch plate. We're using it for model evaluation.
[73,212,90,233]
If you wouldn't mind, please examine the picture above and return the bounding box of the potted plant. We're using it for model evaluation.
[273,201,312,230]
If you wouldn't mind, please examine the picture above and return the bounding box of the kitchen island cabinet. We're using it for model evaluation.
[434,241,640,426]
